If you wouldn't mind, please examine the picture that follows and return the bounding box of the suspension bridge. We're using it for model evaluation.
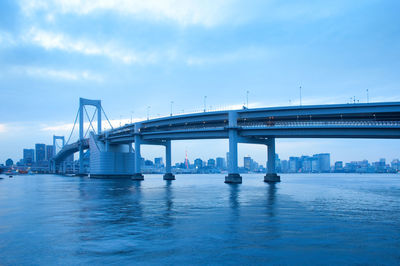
[51,98,400,183]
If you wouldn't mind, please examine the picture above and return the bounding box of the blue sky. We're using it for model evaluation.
[0,0,399,165]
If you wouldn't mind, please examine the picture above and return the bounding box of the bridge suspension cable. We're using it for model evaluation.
[101,106,114,130]
[84,106,98,137]
[65,109,79,145]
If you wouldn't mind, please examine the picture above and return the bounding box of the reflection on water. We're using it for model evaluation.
[162,180,174,226]
[0,173,399,265]
[266,182,277,217]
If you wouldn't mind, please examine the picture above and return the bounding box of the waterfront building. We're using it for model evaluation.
[216,157,226,170]
[244,156,253,171]
[334,161,344,172]
[35,144,46,163]
[23,149,35,165]
[280,160,289,173]
[207,158,216,168]
[391,159,400,171]
[316,153,331,172]
[5,158,13,166]
[275,154,281,172]
[194,158,203,169]
[289,157,300,173]
[46,145,54,161]
[154,157,164,168]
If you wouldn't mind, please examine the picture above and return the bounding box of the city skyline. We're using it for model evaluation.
[1,0,400,163]
[3,141,399,175]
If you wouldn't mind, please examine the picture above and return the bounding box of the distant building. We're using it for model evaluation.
[275,154,281,172]
[392,159,400,171]
[289,157,300,173]
[5,158,13,166]
[207,158,216,168]
[334,161,343,172]
[280,160,289,173]
[23,149,35,165]
[317,153,331,172]
[154,157,164,168]
[244,156,253,171]
[46,145,54,161]
[194,158,203,169]
[35,143,46,162]
[144,160,153,166]
[216,157,226,170]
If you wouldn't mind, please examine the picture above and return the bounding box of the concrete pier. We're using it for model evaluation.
[133,124,143,180]
[225,173,242,184]
[225,111,242,184]
[163,140,175,180]
[264,138,280,182]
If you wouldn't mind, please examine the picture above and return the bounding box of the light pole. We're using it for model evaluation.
[170,101,174,116]
[204,96,207,112]
[147,106,150,120]
[299,86,302,106]
[246,90,249,108]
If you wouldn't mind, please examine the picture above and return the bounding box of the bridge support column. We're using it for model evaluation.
[163,140,175,180]
[89,133,134,178]
[264,138,280,182]
[225,111,242,184]
[133,132,144,180]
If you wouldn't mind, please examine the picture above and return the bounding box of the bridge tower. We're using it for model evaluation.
[79,98,102,175]
[50,135,65,173]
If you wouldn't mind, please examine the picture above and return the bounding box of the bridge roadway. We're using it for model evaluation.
[53,101,400,183]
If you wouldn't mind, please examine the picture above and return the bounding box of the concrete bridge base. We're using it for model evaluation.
[264,173,281,182]
[90,174,133,179]
[132,173,144,180]
[225,173,242,184]
[163,173,175,180]
[89,133,135,179]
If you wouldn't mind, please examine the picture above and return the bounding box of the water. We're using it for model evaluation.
[0,174,399,265]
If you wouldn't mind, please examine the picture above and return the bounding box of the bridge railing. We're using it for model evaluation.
[240,120,400,128]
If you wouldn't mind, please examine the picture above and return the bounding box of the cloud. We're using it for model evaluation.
[0,31,16,46]
[186,47,271,66]
[25,27,156,64]
[20,0,234,27]
[14,66,103,81]
[0,124,6,133]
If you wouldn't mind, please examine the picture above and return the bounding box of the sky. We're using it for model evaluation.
[0,0,399,165]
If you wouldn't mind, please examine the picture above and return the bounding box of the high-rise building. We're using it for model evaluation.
[289,157,300,173]
[280,160,289,173]
[317,153,331,172]
[5,158,13,166]
[154,157,164,168]
[301,156,312,173]
[207,158,216,168]
[334,161,343,172]
[46,145,54,161]
[194,158,203,169]
[216,157,226,170]
[23,149,35,165]
[391,159,400,171]
[244,156,253,171]
[35,144,46,163]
